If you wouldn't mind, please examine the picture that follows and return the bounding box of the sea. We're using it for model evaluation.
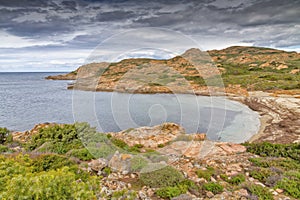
[0,72,260,143]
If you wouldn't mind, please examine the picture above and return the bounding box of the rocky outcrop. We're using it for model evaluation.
[232,93,300,143]
[108,151,133,173]
[158,140,246,160]
[109,123,187,148]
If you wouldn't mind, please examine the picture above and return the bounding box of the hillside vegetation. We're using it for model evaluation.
[1,123,299,199]
[47,46,300,94]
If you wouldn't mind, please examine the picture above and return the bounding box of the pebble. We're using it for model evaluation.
[139,191,147,199]
[275,188,284,193]
[206,191,214,198]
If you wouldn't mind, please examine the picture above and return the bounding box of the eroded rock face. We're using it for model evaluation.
[109,123,186,148]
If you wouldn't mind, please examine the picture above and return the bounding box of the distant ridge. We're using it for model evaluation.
[46,46,300,95]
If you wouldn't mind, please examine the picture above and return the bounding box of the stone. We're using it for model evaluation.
[190,133,206,141]
[206,191,214,198]
[146,188,154,197]
[275,188,284,193]
[217,143,247,154]
[210,176,217,182]
[255,182,265,187]
[130,173,136,179]
[108,151,133,172]
[88,158,107,172]
[139,191,147,199]
[171,194,194,200]
[109,123,186,149]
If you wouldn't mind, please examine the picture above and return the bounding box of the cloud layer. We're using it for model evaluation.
[0,0,299,71]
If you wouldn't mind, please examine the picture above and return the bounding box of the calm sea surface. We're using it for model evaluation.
[0,72,260,143]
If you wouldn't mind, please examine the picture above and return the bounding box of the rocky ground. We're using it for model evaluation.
[231,91,300,144]
[9,122,299,200]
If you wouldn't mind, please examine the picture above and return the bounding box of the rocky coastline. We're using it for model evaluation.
[6,122,299,199]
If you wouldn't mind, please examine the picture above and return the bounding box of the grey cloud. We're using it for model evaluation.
[94,10,136,22]
[0,0,299,72]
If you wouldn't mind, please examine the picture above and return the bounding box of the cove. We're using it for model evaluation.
[73,91,260,143]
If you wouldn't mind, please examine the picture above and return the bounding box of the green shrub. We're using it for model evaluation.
[67,148,94,161]
[110,138,128,149]
[1,167,99,199]
[140,166,184,188]
[128,144,143,153]
[196,167,215,181]
[130,156,148,172]
[249,168,272,183]
[112,189,137,199]
[226,174,246,185]
[31,154,75,172]
[244,142,300,161]
[249,157,300,171]
[0,144,12,153]
[0,127,10,144]
[27,123,88,152]
[156,185,187,199]
[245,184,274,200]
[102,167,111,176]
[203,182,223,194]
[155,180,196,198]
[275,171,300,198]
[0,154,100,199]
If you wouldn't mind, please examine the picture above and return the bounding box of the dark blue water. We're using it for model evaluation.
[0,72,260,142]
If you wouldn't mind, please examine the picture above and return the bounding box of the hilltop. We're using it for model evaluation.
[46,46,300,95]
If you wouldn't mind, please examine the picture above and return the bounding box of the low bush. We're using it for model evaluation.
[110,138,128,149]
[140,166,184,188]
[203,182,223,194]
[245,184,274,200]
[0,127,10,144]
[196,166,215,181]
[156,185,187,199]
[31,154,75,172]
[67,148,94,161]
[0,144,12,153]
[26,123,97,153]
[249,168,272,183]
[0,154,100,199]
[130,156,148,172]
[156,180,197,199]
[226,174,246,185]
[244,142,300,161]
[275,171,300,199]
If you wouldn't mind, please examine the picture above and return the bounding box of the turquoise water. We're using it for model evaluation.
[0,72,260,142]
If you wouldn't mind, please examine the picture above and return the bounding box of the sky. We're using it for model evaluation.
[0,0,299,72]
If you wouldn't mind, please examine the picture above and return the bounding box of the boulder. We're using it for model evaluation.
[88,158,108,172]
[108,151,133,172]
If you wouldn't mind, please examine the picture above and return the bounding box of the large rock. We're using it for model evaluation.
[109,123,186,148]
[88,158,108,172]
[108,151,132,172]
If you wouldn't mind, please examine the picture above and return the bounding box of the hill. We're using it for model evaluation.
[46,46,300,95]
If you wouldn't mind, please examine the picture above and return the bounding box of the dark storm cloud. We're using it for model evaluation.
[94,10,136,22]
[0,0,299,71]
